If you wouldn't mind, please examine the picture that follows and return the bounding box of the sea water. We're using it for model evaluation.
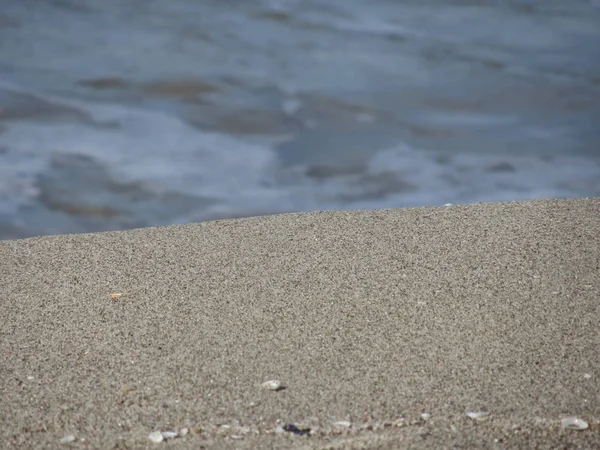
[1,0,599,239]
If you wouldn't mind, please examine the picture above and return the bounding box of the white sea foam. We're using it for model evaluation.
[1,98,599,224]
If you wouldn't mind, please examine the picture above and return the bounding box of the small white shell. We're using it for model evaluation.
[262,379,283,391]
[332,420,351,429]
[162,431,178,439]
[60,435,76,444]
[148,431,164,443]
[466,411,490,421]
[179,428,189,436]
[561,417,589,430]
[421,413,431,421]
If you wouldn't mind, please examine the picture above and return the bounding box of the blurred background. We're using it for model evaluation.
[1,0,599,240]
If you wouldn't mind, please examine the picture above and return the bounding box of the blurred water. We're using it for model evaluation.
[0,0,599,239]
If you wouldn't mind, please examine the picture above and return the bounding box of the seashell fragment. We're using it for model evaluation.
[421,413,431,421]
[332,420,352,429]
[60,435,76,444]
[262,379,284,391]
[148,431,164,443]
[561,417,589,430]
[466,411,490,421]
[179,428,189,436]
[162,431,178,439]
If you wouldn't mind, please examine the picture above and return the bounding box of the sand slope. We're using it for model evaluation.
[1,199,599,449]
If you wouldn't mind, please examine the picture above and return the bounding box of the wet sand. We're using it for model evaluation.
[1,198,599,449]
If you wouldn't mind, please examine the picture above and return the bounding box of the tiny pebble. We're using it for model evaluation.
[162,431,178,439]
[282,424,311,435]
[179,427,189,436]
[583,373,592,379]
[421,413,431,421]
[27,376,35,380]
[60,435,76,444]
[148,431,164,443]
[561,417,589,430]
[372,422,384,431]
[262,379,283,391]
[394,418,407,427]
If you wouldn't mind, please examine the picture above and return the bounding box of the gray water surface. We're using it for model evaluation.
[1,0,599,239]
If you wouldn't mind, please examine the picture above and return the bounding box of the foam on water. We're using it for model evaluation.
[2,91,597,224]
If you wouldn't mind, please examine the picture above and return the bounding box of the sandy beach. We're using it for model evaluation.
[1,198,598,449]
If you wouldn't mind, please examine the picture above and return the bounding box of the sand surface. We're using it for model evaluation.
[1,199,599,449]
